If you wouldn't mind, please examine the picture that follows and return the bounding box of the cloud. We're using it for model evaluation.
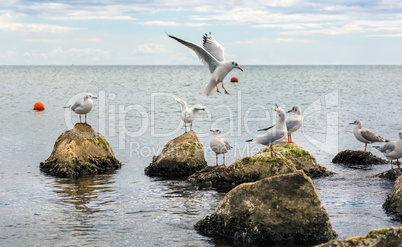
[135,20,210,27]
[0,21,80,33]
[137,43,167,54]
[24,39,61,43]
[231,37,311,45]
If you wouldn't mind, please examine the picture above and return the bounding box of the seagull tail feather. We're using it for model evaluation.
[204,82,216,96]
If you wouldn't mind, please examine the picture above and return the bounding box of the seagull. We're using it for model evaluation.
[64,93,97,124]
[258,105,303,143]
[376,130,402,170]
[350,120,388,152]
[246,108,287,157]
[167,32,243,96]
[210,128,232,166]
[175,97,206,133]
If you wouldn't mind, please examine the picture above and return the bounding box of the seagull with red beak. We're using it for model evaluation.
[167,32,243,96]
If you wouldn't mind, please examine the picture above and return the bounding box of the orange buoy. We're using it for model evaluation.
[34,101,45,111]
[230,77,239,83]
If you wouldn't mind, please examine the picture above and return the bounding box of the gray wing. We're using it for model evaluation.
[167,32,219,74]
[286,117,301,131]
[189,104,206,113]
[203,33,225,62]
[361,129,386,143]
[224,138,231,150]
[258,125,275,132]
[71,99,84,111]
[254,129,285,145]
[377,141,396,153]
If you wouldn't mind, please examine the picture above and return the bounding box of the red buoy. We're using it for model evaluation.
[230,77,239,83]
[34,101,45,111]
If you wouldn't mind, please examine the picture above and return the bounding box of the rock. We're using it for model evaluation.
[194,170,337,244]
[383,175,402,220]
[315,226,402,247]
[332,149,387,165]
[40,123,122,178]
[144,130,207,178]
[188,140,332,190]
[378,169,402,180]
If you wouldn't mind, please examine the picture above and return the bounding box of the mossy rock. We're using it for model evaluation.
[188,156,296,190]
[40,123,122,178]
[383,175,402,221]
[332,149,387,165]
[144,130,207,178]
[316,226,402,247]
[378,169,402,180]
[195,170,337,244]
[188,140,332,190]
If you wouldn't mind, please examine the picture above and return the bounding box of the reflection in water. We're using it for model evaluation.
[52,172,116,213]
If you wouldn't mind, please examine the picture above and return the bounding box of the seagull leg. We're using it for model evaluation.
[79,115,82,123]
[391,160,394,170]
[215,82,221,94]
[223,154,226,167]
[190,122,192,132]
[215,154,219,167]
[185,123,187,133]
[221,83,230,94]
[363,143,367,152]
[288,135,291,143]
[398,159,401,170]
[85,114,87,124]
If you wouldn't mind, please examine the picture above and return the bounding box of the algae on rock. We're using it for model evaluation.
[188,140,331,190]
[195,170,337,244]
[316,226,402,247]
[144,130,207,178]
[40,123,122,178]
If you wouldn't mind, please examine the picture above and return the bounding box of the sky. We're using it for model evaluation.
[1,0,402,65]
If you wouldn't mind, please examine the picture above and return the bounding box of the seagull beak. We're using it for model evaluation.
[275,104,279,108]
[210,130,214,132]
[275,109,278,112]
[287,110,292,113]
[349,122,354,125]
[92,96,97,99]
[238,67,243,71]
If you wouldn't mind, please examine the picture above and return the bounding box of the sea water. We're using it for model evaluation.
[0,65,401,246]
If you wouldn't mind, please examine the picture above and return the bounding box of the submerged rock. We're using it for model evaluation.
[332,149,387,165]
[316,226,402,247]
[188,140,331,190]
[195,170,337,244]
[383,175,402,220]
[40,123,122,178]
[144,130,207,178]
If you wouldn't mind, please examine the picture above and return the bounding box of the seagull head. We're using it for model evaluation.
[274,108,286,119]
[288,105,301,114]
[84,93,97,100]
[349,120,362,128]
[210,128,221,135]
[230,61,243,71]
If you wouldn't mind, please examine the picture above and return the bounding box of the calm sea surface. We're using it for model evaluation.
[1,65,402,246]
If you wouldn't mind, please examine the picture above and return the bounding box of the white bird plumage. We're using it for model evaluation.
[376,130,402,170]
[247,108,287,157]
[64,93,97,124]
[350,120,388,152]
[258,105,303,143]
[210,128,231,166]
[175,97,206,133]
[167,32,243,96]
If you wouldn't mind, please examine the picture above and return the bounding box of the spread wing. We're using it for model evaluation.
[189,104,206,113]
[203,32,225,62]
[167,32,219,74]
[175,97,188,111]
[361,129,386,143]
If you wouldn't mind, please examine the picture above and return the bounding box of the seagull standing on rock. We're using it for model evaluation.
[247,107,288,157]
[258,105,303,143]
[210,128,232,166]
[175,97,206,133]
[376,130,402,170]
[167,32,243,96]
[350,120,388,152]
[64,93,97,124]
